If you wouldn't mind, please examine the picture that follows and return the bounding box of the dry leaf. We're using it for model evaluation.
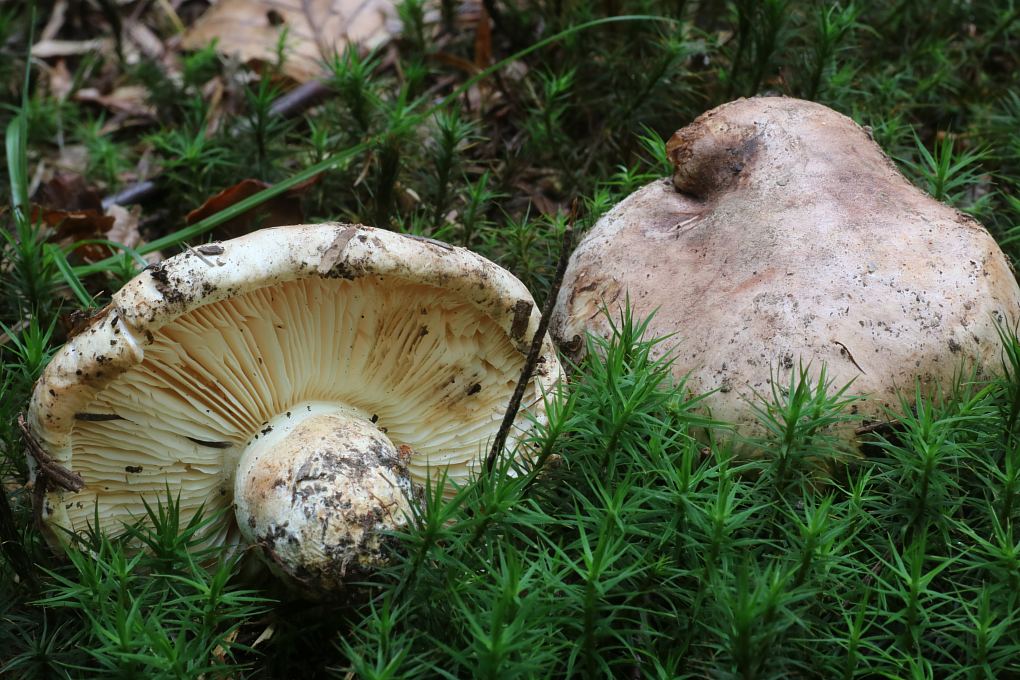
[34,172,104,212]
[31,38,113,58]
[75,86,156,118]
[210,628,239,669]
[181,0,399,82]
[105,203,143,251]
[40,0,68,42]
[32,205,115,263]
[32,173,146,263]
[53,145,90,177]
[44,59,74,101]
[251,624,276,648]
[512,170,568,217]
[126,19,166,59]
[186,177,318,240]
[512,182,560,216]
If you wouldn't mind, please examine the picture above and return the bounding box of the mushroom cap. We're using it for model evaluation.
[551,97,1020,448]
[29,223,562,550]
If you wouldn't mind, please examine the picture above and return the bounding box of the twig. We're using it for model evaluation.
[832,339,866,374]
[268,79,331,118]
[854,420,898,437]
[102,179,158,210]
[17,413,84,492]
[485,203,576,473]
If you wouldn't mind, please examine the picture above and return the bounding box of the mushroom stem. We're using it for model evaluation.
[233,404,413,592]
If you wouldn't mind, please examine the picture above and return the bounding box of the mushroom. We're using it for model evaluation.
[28,223,562,592]
[550,97,1020,450]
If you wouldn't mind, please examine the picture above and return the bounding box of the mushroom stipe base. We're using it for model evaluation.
[235,404,413,592]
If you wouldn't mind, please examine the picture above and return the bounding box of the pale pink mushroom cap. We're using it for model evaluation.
[551,97,1020,449]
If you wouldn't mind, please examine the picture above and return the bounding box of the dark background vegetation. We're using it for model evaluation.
[2,0,1020,677]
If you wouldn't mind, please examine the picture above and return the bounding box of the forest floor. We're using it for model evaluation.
[2,1,1020,677]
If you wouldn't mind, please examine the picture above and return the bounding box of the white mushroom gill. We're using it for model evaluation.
[66,275,532,557]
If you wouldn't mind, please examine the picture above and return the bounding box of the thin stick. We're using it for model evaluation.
[17,413,84,492]
[268,79,331,118]
[854,420,898,437]
[101,180,158,210]
[485,204,576,473]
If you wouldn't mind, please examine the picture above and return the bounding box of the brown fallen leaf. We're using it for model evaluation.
[34,172,104,212]
[28,156,85,203]
[32,173,146,263]
[185,177,318,240]
[75,86,156,119]
[31,205,115,262]
[512,182,560,216]
[511,168,569,217]
[181,0,399,82]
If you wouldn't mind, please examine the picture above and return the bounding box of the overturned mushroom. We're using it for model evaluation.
[551,97,1020,449]
[28,224,562,592]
